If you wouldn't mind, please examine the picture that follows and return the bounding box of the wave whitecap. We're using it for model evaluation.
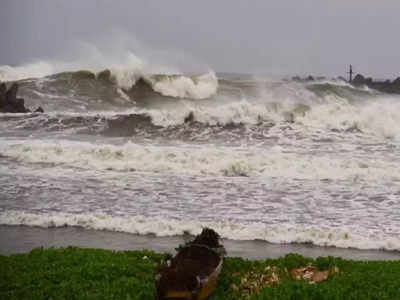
[1,211,399,252]
[145,72,218,99]
[0,55,218,100]
[1,140,399,181]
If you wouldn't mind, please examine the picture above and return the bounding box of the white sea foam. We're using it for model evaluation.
[137,98,282,127]
[136,84,400,140]
[146,72,218,99]
[1,211,399,251]
[0,139,399,181]
[297,95,400,139]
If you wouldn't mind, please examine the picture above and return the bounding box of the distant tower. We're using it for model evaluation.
[348,65,354,82]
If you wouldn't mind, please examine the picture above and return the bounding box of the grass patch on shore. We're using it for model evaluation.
[1,247,399,299]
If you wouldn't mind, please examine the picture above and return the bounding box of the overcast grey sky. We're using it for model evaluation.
[1,0,400,78]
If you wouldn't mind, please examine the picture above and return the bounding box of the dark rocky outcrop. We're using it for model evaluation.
[393,77,400,88]
[0,83,7,106]
[351,74,400,94]
[291,73,400,94]
[291,76,315,82]
[291,75,319,82]
[184,111,195,123]
[6,83,18,102]
[352,74,366,86]
[0,82,44,113]
[291,76,302,82]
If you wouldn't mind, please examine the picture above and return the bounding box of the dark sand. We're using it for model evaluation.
[1,225,399,260]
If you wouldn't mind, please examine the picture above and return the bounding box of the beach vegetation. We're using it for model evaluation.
[1,247,399,299]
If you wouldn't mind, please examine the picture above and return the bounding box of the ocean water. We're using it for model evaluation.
[1,61,400,256]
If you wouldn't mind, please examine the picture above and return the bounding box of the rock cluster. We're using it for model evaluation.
[351,74,400,94]
[291,73,400,94]
[291,76,327,82]
[0,82,44,113]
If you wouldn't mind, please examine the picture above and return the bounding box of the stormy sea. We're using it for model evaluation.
[1,60,400,260]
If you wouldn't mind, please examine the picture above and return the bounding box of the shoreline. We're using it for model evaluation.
[1,225,399,260]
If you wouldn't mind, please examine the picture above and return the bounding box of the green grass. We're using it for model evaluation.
[1,247,399,299]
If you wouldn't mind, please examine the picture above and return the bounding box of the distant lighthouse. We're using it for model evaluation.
[348,65,354,82]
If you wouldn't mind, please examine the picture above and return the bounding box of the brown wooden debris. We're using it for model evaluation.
[290,265,338,284]
[235,266,280,298]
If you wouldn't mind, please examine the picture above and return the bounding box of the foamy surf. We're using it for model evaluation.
[1,211,399,252]
[0,139,399,181]
[146,72,218,99]
[2,58,400,259]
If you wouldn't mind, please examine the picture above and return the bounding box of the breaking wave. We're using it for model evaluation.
[1,139,399,181]
[1,211,399,252]
[0,67,218,101]
[2,57,400,141]
[0,38,218,102]
[3,92,400,141]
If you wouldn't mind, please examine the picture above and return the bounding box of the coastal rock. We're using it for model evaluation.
[291,76,316,82]
[6,83,19,103]
[365,77,373,85]
[0,82,43,113]
[0,82,6,94]
[352,74,365,85]
[0,84,7,107]
[14,98,28,112]
[306,75,315,81]
[393,77,400,88]
[184,111,195,123]
[351,74,400,94]
[292,76,302,82]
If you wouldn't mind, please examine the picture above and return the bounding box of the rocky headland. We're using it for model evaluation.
[292,74,400,94]
[351,74,400,94]
[0,82,44,113]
